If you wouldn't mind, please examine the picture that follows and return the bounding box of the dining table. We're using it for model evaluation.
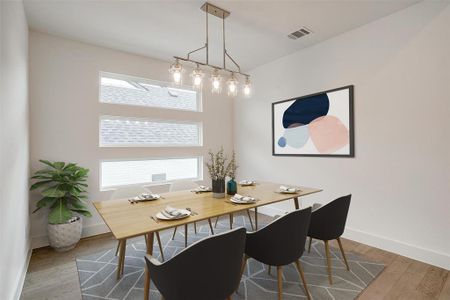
[93,181,322,300]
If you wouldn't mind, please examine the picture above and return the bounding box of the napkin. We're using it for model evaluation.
[280,186,297,192]
[139,193,160,200]
[191,185,211,192]
[162,206,189,219]
[239,180,255,185]
[231,194,256,203]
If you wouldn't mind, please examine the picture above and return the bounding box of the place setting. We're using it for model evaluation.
[128,193,163,204]
[228,193,258,205]
[275,185,302,194]
[151,205,194,223]
[190,185,212,194]
[239,179,257,186]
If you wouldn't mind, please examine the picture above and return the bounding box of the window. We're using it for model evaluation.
[99,116,202,147]
[99,72,204,190]
[99,72,201,112]
[100,157,202,189]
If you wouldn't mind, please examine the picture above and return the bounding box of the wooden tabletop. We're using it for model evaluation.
[94,181,322,240]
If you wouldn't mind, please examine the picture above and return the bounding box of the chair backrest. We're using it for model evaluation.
[308,194,351,240]
[245,207,312,266]
[109,185,151,199]
[146,227,246,300]
[169,180,198,192]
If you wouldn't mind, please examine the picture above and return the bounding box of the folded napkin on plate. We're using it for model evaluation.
[162,206,189,218]
[239,180,255,185]
[279,185,298,192]
[232,194,256,202]
[191,185,211,192]
[139,193,160,200]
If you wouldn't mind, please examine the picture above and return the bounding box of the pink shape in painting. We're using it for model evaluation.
[309,115,349,154]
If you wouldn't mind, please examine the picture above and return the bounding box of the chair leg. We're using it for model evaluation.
[324,240,333,285]
[229,213,233,229]
[295,260,311,300]
[240,255,249,280]
[194,222,197,234]
[246,209,254,231]
[254,207,258,230]
[184,224,188,247]
[214,216,219,228]
[171,226,177,240]
[227,297,231,300]
[208,218,215,235]
[337,237,350,271]
[308,237,312,253]
[277,266,283,300]
[156,232,165,262]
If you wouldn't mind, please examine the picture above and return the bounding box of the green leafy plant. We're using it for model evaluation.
[30,160,92,224]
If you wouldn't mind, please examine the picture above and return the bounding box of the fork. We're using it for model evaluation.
[150,216,160,223]
[186,207,198,215]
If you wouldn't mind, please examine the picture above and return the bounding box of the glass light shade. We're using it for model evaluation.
[191,66,204,88]
[227,74,238,96]
[243,77,252,97]
[211,70,222,94]
[169,60,183,85]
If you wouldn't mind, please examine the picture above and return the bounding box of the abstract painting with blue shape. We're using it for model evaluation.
[272,86,354,157]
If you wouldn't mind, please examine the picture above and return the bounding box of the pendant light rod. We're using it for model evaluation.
[173,55,249,77]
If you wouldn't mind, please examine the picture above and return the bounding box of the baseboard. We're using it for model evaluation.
[255,207,450,271]
[31,223,110,249]
[13,248,32,300]
[343,227,450,271]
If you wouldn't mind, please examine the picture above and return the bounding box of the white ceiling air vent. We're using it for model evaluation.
[288,27,312,40]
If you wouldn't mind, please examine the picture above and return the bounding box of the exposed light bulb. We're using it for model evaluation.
[191,65,203,88]
[169,59,183,85]
[227,73,238,96]
[173,70,181,83]
[243,76,252,97]
[211,69,222,94]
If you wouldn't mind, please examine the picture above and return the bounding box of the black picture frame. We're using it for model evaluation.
[272,85,354,157]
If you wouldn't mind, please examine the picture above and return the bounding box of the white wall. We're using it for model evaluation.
[0,1,30,299]
[29,32,235,248]
[235,1,450,270]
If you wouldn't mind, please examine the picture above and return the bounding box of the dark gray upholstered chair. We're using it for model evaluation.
[241,208,312,300]
[307,194,352,284]
[145,227,246,300]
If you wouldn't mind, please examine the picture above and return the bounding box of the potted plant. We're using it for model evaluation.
[206,148,237,198]
[30,160,91,251]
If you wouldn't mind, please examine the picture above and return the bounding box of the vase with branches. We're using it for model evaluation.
[205,148,238,197]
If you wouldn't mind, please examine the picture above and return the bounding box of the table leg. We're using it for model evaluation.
[229,213,233,229]
[294,197,299,209]
[144,232,154,300]
[255,207,258,231]
[117,239,126,279]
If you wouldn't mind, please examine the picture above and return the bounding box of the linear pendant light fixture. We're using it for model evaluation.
[169,2,251,97]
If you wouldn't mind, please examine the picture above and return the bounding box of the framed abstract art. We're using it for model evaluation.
[272,85,354,157]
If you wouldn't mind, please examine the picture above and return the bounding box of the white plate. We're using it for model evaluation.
[230,198,257,204]
[240,181,256,186]
[277,189,300,194]
[156,209,191,220]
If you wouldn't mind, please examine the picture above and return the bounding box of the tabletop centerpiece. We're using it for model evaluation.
[206,148,237,198]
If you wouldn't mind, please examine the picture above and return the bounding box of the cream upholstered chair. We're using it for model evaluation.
[110,185,165,277]
[169,180,215,247]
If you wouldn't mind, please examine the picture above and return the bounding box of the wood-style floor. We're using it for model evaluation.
[21,213,450,300]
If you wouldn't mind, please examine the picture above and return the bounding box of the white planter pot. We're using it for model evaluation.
[47,217,82,252]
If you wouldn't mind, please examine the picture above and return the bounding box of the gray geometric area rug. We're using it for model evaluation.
[76,214,384,300]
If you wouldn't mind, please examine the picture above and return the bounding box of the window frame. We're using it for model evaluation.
[99,71,202,112]
[99,156,204,191]
[98,115,203,148]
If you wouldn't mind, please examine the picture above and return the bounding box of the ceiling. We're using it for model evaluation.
[24,0,420,71]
